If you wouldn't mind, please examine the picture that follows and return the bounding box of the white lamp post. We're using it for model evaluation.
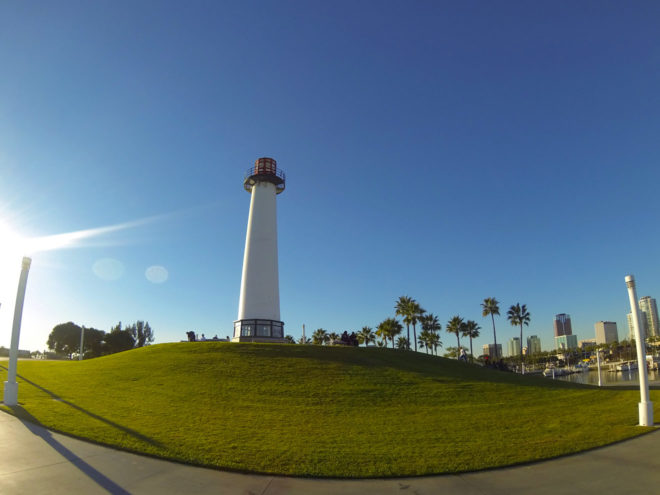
[3,257,32,406]
[625,275,653,426]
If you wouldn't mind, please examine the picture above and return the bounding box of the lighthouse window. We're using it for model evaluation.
[257,324,270,336]
[272,323,283,338]
[241,324,253,337]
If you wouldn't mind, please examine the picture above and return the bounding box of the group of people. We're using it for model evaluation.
[185,331,226,342]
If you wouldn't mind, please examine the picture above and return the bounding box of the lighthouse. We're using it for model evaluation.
[233,157,286,342]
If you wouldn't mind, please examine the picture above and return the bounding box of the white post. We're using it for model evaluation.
[625,275,653,426]
[3,257,32,406]
[597,350,602,387]
[79,326,85,360]
[302,324,306,344]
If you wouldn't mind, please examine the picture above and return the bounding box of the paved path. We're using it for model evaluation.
[1,411,659,494]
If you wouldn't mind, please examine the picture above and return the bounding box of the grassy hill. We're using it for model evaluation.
[1,343,656,477]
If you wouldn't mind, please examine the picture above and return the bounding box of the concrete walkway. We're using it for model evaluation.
[1,411,659,495]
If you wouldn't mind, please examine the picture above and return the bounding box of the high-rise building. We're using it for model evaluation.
[639,296,659,338]
[507,337,521,357]
[482,343,502,359]
[527,335,541,355]
[555,334,578,350]
[627,311,648,340]
[553,314,573,337]
[595,321,618,345]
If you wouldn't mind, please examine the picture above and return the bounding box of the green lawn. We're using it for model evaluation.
[1,343,656,477]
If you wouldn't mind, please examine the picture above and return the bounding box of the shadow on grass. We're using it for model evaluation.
[216,343,593,389]
[7,405,131,494]
[0,365,162,449]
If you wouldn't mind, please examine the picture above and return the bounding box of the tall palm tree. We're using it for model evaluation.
[481,297,500,359]
[409,301,425,352]
[328,332,340,345]
[507,303,531,369]
[395,296,414,350]
[446,316,464,354]
[312,328,329,345]
[463,320,481,361]
[377,317,403,349]
[357,326,375,347]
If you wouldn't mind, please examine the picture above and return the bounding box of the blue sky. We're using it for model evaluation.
[1,1,659,354]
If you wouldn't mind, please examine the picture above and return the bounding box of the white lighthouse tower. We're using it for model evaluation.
[233,157,286,342]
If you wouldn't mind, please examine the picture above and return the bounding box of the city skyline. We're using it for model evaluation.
[1,2,659,354]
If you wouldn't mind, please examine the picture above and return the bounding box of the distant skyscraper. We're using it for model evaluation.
[639,296,659,338]
[555,334,578,350]
[553,314,572,337]
[507,337,521,357]
[482,343,502,359]
[628,311,648,340]
[594,321,618,345]
[527,335,541,355]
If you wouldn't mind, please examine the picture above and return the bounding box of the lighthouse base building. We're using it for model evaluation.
[233,157,286,343]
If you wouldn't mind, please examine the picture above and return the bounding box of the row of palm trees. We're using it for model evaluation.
[298,295,531,365]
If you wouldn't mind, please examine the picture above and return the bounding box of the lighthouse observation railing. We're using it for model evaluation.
[245,166,286,182]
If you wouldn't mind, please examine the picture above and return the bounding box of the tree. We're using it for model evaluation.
[446,316,464,355]
[297,335,311,344]
[395,296,414,350]
[340,331,359,347]
[396,337,410,350]
[312,328,329,345]
[328,332,340,345]
[104,327,136,354]
[357,326,375,347]
[507,303,531,369]
[376,318,403,348]
[125,321,154,347]
[47,322,83,358]
[82,326,106,358]
[463,320,481,361]
[409,301,425,353]
[482,297,500,359]
[284,335,296,344]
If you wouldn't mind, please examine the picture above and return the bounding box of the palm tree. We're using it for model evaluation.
[481,297,500,359]
[446,316,464,354]
[357,326,375,347]
[409,301,425,352]
[284,335,296,344]
[312,328,329,345]
[396,337,410,350]
[328,332,340,345]
[395,296,414,350]
[420,313,441,335]
[377,317,403,349]
[507,303,531,369]
[297,335,311,345]
[463,320,481,361]
[428,331,442,355]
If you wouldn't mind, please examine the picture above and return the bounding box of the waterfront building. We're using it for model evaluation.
[627,311,647,340]
[507,337,521,357]
[594,321,618,345]
[639,296,659,338]
[555,334,578,350]
[482,343,502,359]
[553,314,573,337]
[578,338,596,348]
[527,335,541,355]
